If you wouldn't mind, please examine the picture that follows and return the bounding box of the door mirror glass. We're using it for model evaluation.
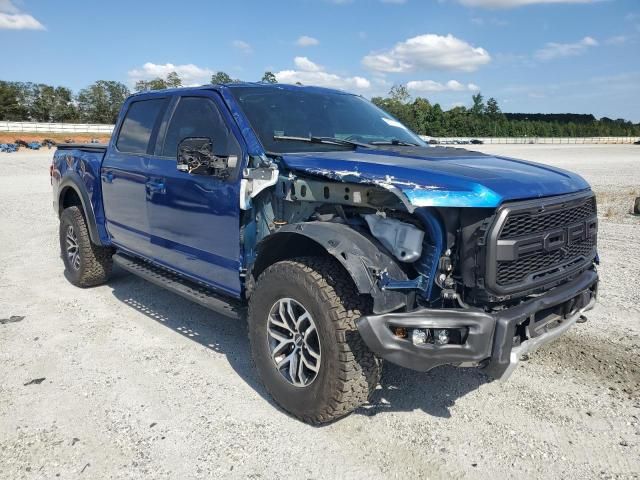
[177,137,234,178]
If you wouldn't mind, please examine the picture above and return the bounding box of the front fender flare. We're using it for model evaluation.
[254,222,409,314]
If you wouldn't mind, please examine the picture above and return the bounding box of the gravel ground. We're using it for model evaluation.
[1,145,639,480]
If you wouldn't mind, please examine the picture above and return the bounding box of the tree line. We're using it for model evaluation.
[0,71,278,125]
[371,85,640,137]
[1,72,638,137]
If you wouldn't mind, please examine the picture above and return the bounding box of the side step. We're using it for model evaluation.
[113,253,241,318]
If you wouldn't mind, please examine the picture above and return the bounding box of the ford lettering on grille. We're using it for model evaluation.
[484,192,598,296]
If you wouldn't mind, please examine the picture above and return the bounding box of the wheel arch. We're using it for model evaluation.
[248,222,409,314]
[57,176,103,246]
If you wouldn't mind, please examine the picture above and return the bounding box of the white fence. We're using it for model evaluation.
[0,121,114,134]
[1,123,637,144]
[421,136,639,144]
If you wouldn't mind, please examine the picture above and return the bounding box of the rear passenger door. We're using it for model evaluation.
[102,97,167,257]
[145,93,244,297]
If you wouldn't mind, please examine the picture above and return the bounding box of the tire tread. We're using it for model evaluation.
[248,256,381,424]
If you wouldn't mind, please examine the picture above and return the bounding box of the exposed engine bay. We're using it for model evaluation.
[240,154,599,318]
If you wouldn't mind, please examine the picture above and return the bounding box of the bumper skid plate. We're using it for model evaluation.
[356,269,598,380]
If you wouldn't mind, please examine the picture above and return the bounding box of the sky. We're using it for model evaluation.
[1,0,639,121]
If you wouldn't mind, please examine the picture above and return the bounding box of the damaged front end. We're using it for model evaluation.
[239,155,598,380]
[240,154,456,315]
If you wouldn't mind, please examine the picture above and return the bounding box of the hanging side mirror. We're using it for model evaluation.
[177,137,236,178]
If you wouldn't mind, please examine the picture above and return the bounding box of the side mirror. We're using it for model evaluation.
[177,137,236,178]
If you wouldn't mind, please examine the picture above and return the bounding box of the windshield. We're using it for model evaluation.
[229,86,426,153]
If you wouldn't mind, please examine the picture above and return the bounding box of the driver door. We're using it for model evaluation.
[145,93,244,297]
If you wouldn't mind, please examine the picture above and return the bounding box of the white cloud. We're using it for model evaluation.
[0,0,44,30]
[275,57,371,91]
[457,0,596,7]
[294,56,323,72]
[362,33,491,73]
[535,36,598,60]
[407,79,480,92]
[232,40,252,54]
[295,35,319,47]
[128,62,214,86]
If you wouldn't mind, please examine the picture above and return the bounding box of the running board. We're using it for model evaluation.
[113,253,241,318]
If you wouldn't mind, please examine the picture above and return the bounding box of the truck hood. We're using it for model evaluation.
[280,146,590,208]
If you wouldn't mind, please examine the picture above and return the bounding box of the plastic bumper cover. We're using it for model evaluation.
[355,269,598,380]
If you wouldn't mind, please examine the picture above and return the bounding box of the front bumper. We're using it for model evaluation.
[356,269,598,380]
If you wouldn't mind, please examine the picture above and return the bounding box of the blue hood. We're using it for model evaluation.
[280,146,590,208]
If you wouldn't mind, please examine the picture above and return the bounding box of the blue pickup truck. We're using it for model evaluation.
[52,83,598,423]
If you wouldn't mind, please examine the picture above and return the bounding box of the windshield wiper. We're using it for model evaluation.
[273,135,370,149]
[369,139,420,147]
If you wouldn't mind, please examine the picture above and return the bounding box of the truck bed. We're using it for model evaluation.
[56,143,108,152]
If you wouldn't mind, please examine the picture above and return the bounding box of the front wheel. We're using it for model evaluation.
[248,257,381,424]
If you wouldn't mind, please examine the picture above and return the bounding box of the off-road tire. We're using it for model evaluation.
[248,256,382,424]
[59,206,113,287]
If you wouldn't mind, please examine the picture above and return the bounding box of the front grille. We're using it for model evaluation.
[500,196,596,238]
[497,237,595,285]
[485,192,598,297]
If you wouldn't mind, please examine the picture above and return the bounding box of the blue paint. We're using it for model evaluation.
[280,148,590,208]
[413,208,446,300]
[52,83,595,301]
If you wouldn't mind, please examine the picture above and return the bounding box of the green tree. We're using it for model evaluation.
[135,77,168,92]
[0,81,27,120]
[470,92,485,116]
[77,80,130,124]
[389,84,410,103]
[165,71,182,88]
[211,71,233,84]
[485,97,502,119]
[261,71,277,83]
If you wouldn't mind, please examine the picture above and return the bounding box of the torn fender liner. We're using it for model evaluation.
[265,222,409,314]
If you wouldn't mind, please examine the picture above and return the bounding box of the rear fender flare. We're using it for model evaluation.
[58,174,103,246]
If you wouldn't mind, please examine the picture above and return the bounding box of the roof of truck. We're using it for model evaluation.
[130,82,354,97]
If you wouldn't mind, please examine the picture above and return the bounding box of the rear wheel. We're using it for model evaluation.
[59,206,113,287]
[248,257,381,424]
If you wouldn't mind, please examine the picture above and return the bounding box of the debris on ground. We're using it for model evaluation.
[0,315,25,324]
[23,378,46,386]
[0,143,19,153]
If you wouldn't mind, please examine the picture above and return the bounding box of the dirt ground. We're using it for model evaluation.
[0,132,111,145]
[0,145,639,479]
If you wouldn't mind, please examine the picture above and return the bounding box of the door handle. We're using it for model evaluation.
[102,171,114,183]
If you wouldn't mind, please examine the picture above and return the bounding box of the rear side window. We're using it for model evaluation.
[116,99,166,154]
[162,96,238,157]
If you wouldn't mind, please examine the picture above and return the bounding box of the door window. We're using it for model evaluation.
[116,99,166,154]
[162,96,239,158]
